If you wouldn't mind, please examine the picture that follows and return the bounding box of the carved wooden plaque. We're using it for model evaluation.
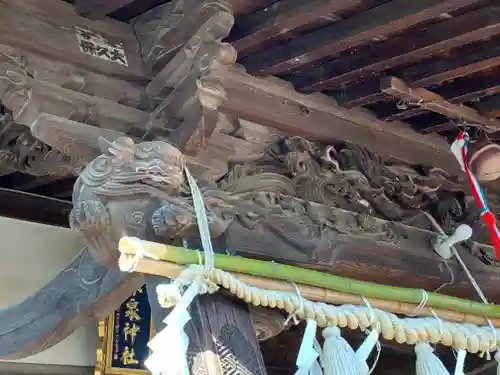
[76,27,128,66]
[96,286,154,375]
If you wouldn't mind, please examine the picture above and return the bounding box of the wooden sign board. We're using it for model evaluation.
[96,286,154,375]
[76,27,128,66]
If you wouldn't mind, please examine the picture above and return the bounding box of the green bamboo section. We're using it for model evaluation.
[120,237,500,318]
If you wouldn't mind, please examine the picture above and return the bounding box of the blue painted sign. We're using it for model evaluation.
[102,286,153,374]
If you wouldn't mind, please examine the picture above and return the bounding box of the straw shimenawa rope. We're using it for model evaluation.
[120,247,500,354]
[169,266,500,354]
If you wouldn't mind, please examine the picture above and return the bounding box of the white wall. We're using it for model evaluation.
[0,217,99,367]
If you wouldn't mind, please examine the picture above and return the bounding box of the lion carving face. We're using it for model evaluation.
[73,137,186,201]
[70,137,188,266]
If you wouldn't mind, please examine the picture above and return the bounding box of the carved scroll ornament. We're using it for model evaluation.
[0,114,76,176]
[3,135,500,361]
[67,136,465,266]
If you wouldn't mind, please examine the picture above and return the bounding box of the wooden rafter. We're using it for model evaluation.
[475,93,500,119]
[229,0,359,55]
[420,122,457,135]
[241,0,483,75]
[381,76,500,132]
[74,0,136,19]
[336,35,500,108]
[383,74,500,122]
[292,7,500,92]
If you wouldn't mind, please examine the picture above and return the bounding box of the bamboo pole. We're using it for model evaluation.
[119,237,500,321]
[125,256,500,326]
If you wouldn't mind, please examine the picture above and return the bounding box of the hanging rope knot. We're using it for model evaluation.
[415,342,434,355]
[157,283,183,308]
[285,282,305,327]
[323,326,341,339]
[198,278,219,295]
[156,265,219,308]
[118,236,160,272]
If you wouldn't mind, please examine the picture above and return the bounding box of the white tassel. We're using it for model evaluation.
[415,342,450,375]
[453,350,466,375]
[494,351,500,375]
[296,320,323,375]
[322,327,365,375]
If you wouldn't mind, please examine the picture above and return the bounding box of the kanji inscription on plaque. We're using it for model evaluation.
[75,27,128,66]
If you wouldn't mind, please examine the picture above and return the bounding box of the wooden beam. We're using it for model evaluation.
[420,121,457,134]
[403,38,500,87]
[383,73,500,122]
[0,44,150,110]
[0,187,71,227]
[229,0,360,55]
[337,36,500,108]
[381,76,500,132]
[240,0,483,75]
[0,64,151,133]
[0,0,146,81]
[475,93,500,118]
[75,0,136,20]
[202,67,462,174]
[292,7,500,92]
[0,247,143,359]
[138,0,236,157]
[146,277,268,375]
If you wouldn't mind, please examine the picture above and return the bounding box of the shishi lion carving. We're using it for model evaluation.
[70,136,488,269]
[69,137,228,266]
[72,136,408,267]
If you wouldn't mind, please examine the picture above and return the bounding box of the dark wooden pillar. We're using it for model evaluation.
[145,276,267,375]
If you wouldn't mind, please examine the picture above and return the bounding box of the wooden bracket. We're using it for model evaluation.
[381,76,500,132]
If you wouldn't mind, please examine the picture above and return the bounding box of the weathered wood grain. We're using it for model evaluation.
[0,0,146,81]
[335,36,500,108]
[146,277,267,375]
[381,76,500,132]
[0,63,150,133]
[240,0,483,75]
[0,247,143,359]
[0,44,150,110]
[229,0,360,55]
[202,66,461,174]
[293,7,500,92]
[476,93,500,119]
[141,0,235,157]
[383,72,500,123]
[133,0,232,75]
[420,122,456,135]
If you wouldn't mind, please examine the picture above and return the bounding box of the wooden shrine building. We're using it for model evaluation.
[3,0,500,375]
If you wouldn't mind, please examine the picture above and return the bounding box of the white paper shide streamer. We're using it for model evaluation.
[144,166,215,375]
[296,320,322,375]
[136,159,493,375]
[145,281,202,375]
